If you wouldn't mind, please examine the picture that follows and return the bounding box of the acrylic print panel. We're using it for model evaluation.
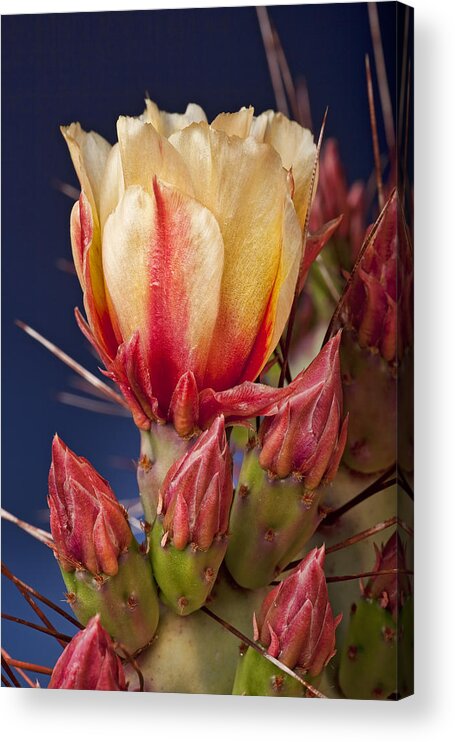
[1,2,413,698]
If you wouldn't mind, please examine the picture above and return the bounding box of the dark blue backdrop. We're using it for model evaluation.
[1,2,396,683]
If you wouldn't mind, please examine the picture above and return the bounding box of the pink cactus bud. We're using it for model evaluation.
[157,415,232,550]
[254,546,341,676]
[344,189,412,362]
[362,532,411,619]
[310,138,366,260]
[259,332,348,486]
[49,615,127,691]
[168,371,200,438]
[48,435,132,576]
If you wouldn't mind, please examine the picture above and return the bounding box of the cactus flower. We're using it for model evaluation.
[48,434,131,576]
[255,545,341,676]
[49,615,127,691]
[258,331,348,486]
[62,101,316,432]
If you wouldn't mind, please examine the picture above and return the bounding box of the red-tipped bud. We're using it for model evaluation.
[362,532,411,619]
[345,190,412,362]
[168,371,199,438]
[48,435,132,575]
[254,546,341,676]
[49,615,127,691]
[259,332,348,486]
[158,415,233,550]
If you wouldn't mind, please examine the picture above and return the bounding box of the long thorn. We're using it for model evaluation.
[5,657,53,676]
[270,23,300,121]
[1,655,21,687]
[1,563,83,629]
[368,3,395,153]
[2,649,37,688]
[114,641,145,692]
[256,6,289,116]
[57,391,130,417]
[3,566,68,649]
[15,320,127,409]
[365,53,384,210]
[1,614,72,644]
[325,516,412,554]
[327,568,413,584]
[1,673,13,687]
[1,508,53,547]
[201,606,326,698]
[323,467,396,526]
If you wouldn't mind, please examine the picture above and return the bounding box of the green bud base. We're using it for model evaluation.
[138,424,191,525]
[226,448,324,589]
[150,518,227,615]
[232,647,310,697]
[61,539,159,656]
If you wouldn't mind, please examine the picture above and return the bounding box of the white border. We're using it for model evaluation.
[2,0,455,739]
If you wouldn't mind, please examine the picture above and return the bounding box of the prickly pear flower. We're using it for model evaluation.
[157,415,232,550]
[310,138,366,260]
[254,546,341,676]
[258,331,348,485]
[362,532,411,619]
[343,189,413,363]
[49,615,127,691]
[62,100,316,433]
[48,435,132,576]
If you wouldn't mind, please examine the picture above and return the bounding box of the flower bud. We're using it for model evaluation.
[362,532,411,620]
[344,189,412,363]
[48,435,132,576]
[254,546,341,677]
[259,332,348,486]
[49,615,127,691]
[150,415,233,614]
[158,415,232,550]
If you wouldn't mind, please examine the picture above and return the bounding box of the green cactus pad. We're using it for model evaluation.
[338,598,399,700]
[61,539,159,655]
[340,329,397,474]
[150,517,227,615]
[126,572,267,694]
[232,647,309,697]
[226,448,324,589]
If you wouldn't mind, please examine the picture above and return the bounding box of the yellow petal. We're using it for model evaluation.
[116,116,194,197]
[251,111,316,228]
[102,183,224,406]
[211,106,254,139]
[169,122,301,389]
[61,122,111,217]
[99,143,125,230]
[141,99,207,137]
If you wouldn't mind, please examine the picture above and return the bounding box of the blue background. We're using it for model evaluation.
[1,2,397,684]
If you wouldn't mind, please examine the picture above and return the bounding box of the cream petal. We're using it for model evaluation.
[141,99,207,137]
[251,111,316,228]
[102,183,224,407]
[99,143,125,230]
[170,122,301,389]
[211,106,254,139]
[61,122,111,217]
[116,116,194,197]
